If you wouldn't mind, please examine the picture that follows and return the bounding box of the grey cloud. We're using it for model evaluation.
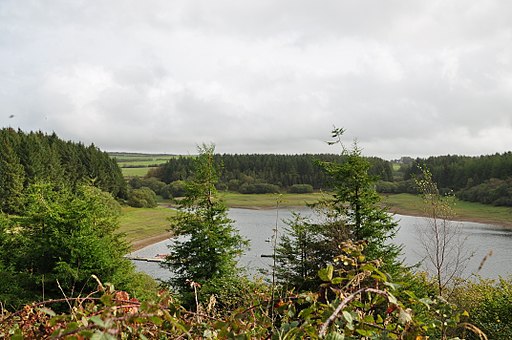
[1,0,512,158]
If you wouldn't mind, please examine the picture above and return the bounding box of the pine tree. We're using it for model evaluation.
[163,144,248,306]
[276,128,401,291]
[316,128,400,266]
[0,129,25,214]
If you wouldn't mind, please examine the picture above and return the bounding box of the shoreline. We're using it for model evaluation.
[130,232,172,251]
[129,207,512,252]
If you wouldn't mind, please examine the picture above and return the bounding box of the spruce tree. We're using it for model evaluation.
[0,129,25,214]
[276,128,400,290]
[163,144,248,306]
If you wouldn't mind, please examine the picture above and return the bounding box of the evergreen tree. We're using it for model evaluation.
[163,144,248,306]
[0,183,140,306]
[276,128,400,291]
[0,129,25,214]
[317,128,400,266]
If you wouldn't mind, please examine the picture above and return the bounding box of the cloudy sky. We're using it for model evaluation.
[1,1,512,159]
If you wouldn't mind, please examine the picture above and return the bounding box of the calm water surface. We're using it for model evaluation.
[131,208,512,281]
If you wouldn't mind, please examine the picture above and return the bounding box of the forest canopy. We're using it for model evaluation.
[0,128,126,213]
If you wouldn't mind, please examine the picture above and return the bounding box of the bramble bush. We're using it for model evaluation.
[0,241,487,339]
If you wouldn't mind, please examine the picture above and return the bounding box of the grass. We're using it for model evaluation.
[382,193,512,226]
[117,205,176,244]
[109,152,179,177]
[221,192,324,208]
[121,167,159,177]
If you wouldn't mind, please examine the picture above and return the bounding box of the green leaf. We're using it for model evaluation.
[387,293,398,305]
[36,307,56,317]
[89,315,106,328]
[325,332,345,340]
[342,311,353,324]
[356,329,375,336]
[318,265,334,282]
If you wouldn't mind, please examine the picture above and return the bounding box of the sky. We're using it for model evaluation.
[1,1,512,159]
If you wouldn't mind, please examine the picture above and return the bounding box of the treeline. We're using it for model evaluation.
[148,153,393,193]
[383,152,512,206]
[0,128,126,213]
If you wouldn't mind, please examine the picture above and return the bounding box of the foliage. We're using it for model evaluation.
[239,182,280,194]
[127,187,158,208]
[0,128,25,213]
[404,152,512,206]
[288,183,314,193]
[152,153,394,193]
[0,128,127,202]
[0,242,486,339]
[275,212,328,291]
[415,166,473,297]
[162,144,248,307]
[458,177,512,206]
[316,128,401,269]
[0,183,143,308]
[451,276,512,339]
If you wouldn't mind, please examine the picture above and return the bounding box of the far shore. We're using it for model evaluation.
[129,203,512,252]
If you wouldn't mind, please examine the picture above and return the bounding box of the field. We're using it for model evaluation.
[118,205,176,249]
[121,167,160,177]
[382,193,512,227]
[109,152,177,177]
[221,192,324,208]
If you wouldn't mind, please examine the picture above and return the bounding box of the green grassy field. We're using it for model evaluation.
[382,193,512,226]
[221,192,324,208]
[118,205,176,244]
[121,167,159,177]
[110,152,178,177]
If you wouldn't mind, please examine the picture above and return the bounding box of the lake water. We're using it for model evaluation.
[130,208,512,281]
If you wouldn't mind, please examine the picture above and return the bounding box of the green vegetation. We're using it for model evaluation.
[276,128,400,293]
[118,206,176,244]
[162,144,249,308]
[120,166,158,177]
[151,153,393,192]
[222,191,322,208]
[382,193,512,226]
[3,129,512,338]
[0,128,127,211]
[0,183,150,309]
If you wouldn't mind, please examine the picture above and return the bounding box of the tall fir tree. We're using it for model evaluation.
[276,128,400,291]
[163,144,248,306]
[0,129,25,214]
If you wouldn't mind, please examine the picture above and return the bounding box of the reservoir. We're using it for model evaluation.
[130,208,512,281]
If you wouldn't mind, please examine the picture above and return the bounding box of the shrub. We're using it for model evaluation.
[127,187,157,208]
[239,182,280,194]
[288,183,313,193]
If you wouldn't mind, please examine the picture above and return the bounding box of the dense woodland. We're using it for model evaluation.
[1,128,511,338]
[146,150,512,207]
[402,153,512,206]
[148,153,393,193]
[0,128,126,214]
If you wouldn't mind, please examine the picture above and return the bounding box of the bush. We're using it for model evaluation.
[127,187,158,208]
[140,177,166,195]
[239,182,280,194]
[451,276,512,339]
[288,184,313,193]
[169,180,187,198]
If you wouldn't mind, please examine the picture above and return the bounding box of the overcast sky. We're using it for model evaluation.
[1,1,512,159]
